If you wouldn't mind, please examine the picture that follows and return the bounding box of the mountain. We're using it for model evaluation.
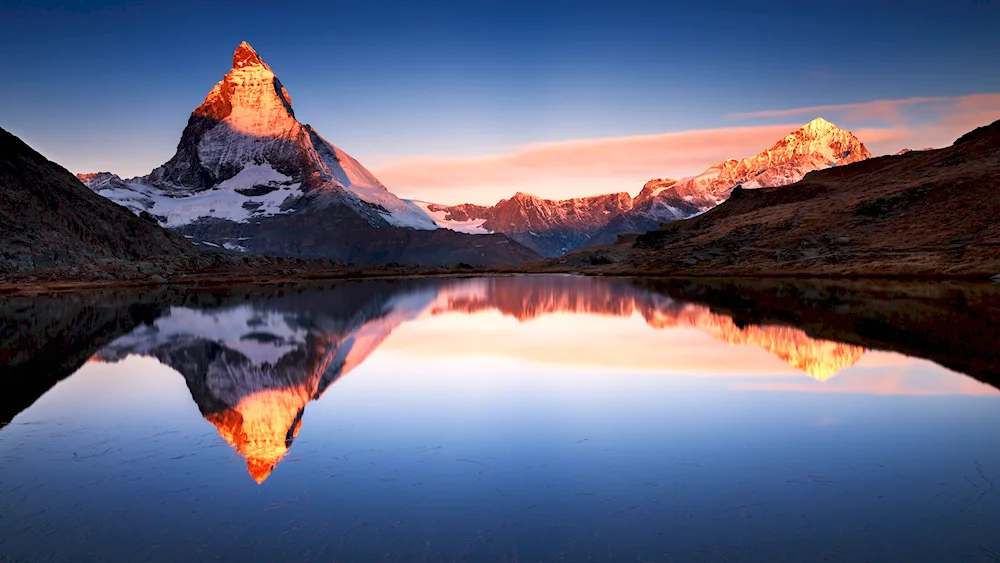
[415,192,634,257]
[555,119,1000,277]
[0,126,204,276]
[79,42,538,267]
[423,118,872,255]
[585,117,873,246]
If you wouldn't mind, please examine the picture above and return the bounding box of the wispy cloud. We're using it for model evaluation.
[730,96,953,122]
[729,93,1000,127]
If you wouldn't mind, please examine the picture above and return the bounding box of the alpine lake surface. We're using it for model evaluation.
[2,275,1000,562]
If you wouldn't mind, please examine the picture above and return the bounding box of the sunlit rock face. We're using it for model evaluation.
[639,118,873,211]
[423,192,636,257]
[94,277,865,480]
[642,305,865,381]
[585,118,874,247]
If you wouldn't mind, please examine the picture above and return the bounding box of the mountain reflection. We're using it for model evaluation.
[6,276,998,482]
[95,285,435,482]
[432,277,865,380]
[85,277,866,481]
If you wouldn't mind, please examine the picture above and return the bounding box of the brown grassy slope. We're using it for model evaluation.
[551,119,1000,277]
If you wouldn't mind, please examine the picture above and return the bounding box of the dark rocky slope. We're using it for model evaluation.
[0,126,202,275]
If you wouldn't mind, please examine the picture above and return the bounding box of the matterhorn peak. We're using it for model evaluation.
[232,41,268,69]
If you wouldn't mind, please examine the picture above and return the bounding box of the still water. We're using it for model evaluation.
[2,276,1000,562]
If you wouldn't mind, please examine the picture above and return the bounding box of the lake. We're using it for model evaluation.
[2,275,1000,562]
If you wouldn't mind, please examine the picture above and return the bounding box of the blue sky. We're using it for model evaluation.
[3,0,999,203]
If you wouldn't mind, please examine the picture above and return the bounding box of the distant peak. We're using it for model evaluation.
[800,117,839,133]
[233,41,267,69]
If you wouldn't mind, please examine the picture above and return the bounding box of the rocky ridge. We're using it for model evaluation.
[418,191,634,257]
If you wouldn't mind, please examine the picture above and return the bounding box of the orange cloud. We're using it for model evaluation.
[372,93,1000,204]
[372,123,802,203]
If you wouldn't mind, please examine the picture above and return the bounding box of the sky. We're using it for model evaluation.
[3,0,1000,205]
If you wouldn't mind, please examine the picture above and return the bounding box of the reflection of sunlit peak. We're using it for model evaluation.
[754,328,866,381]
[424,278,865,380]
[645,305,866,381]
[204,387,309,484]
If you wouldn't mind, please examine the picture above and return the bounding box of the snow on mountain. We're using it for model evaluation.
[82,41,437,232]
[585,118,874,247]
[639,117,872,211]
[422,192,635,257]
[81,165,303,227]
[410,200,491,234]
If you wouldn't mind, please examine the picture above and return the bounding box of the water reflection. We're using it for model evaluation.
[5,276,997,484]
[93,278,868,481]
[2,276,999,561]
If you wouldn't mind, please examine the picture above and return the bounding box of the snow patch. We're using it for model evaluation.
[216,162,292,190]
[410,200,491,234]
[88,164,305,228]
[125,180,303,227]
[106,306,311,367]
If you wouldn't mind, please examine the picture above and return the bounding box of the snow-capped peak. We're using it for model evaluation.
[636,118,873,212]
[800,116,837,135]
[84,42,439,231]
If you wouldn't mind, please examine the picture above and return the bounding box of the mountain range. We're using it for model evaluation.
[421,117,872,256]
[73,41,877,262]
[6,40,997,278]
